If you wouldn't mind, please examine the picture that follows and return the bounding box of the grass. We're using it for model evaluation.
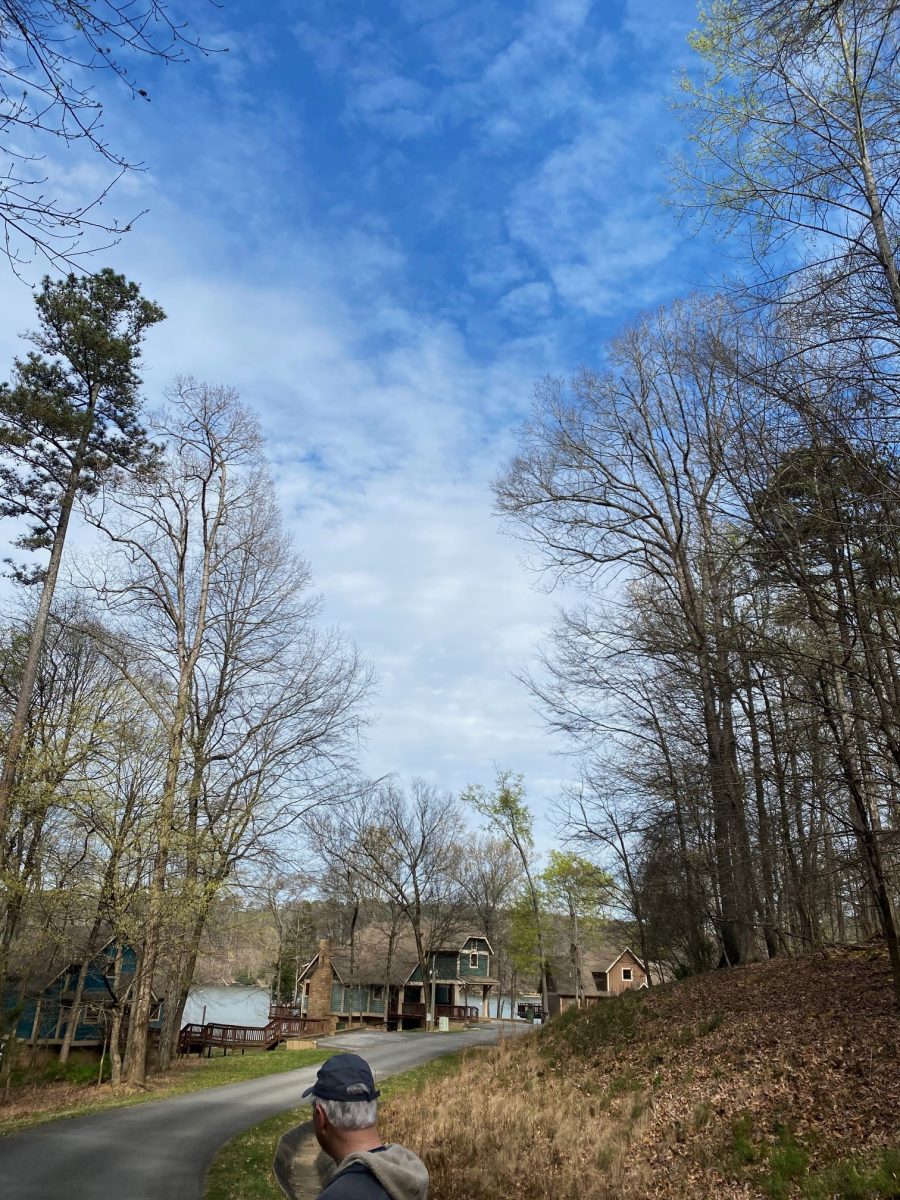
[383,1032,652,1200]
[368,949,900,1199]
[0,1046,328,1135]
[803,1149,900,1200]
[205,1106,308,1200]
[7,1055,114,1089]
[723,1117,900,1200]
[539,991,639,1066]
[204,1050,471,1200]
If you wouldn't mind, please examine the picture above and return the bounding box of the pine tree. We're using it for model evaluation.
[0,269,164,854]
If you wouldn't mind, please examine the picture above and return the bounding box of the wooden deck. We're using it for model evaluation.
[271,1002,479,1025]
[393,1003,479,1021]
[178,1015,330,1056]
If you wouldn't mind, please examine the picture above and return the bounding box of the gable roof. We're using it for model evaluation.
[298,923,498,988]
[547,945,646,998]
[8,933,163,1004]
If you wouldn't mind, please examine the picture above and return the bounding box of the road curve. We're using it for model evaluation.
[0,1025,521,1200]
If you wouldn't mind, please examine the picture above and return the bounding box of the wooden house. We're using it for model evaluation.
[546,945,648,1016]
[4,937,162,1053]
[295,926,498,1029]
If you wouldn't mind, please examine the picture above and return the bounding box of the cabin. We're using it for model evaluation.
[546,945,648,1016]
[3,937,162,1054]
[295,926,498,1029]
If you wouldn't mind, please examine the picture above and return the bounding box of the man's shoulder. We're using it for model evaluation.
[317,1161,391,1200]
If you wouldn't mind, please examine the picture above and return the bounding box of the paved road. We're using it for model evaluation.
[0,1025,522,1200]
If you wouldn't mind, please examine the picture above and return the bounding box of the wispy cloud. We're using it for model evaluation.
[0,0,721,841]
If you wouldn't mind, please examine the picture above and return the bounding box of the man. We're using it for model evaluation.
[302,1053,429,1200]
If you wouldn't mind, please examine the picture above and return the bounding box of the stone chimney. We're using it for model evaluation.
[307,937,335,1022]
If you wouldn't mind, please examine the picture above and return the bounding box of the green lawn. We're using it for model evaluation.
[205,1050,469,1200]
[0,1047,328,1135]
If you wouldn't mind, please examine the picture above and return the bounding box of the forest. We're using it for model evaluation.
[0,0,899,1105]
[493,0,900,1005]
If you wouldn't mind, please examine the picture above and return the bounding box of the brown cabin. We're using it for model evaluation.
[546,945,647,1016]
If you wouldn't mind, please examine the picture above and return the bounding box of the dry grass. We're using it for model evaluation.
[381,1036,651,1200]
[380,947,900,1200]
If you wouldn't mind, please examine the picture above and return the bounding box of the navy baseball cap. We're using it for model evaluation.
[301,1053,381,1102]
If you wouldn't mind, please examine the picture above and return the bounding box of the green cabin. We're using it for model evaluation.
[4,937,163,1053]
[296,928,498,1030]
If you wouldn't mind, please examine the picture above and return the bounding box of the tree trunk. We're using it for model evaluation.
[0,391,98,852]
[836,11,900,325]
[740,657,780,956]
[158,905,208,1072]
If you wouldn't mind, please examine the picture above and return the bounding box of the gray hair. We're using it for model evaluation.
[315,1097,378,1131]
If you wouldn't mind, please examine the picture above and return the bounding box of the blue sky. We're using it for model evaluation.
[0,0,731,841]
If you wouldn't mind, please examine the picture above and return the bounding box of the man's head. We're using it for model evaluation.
[302,1053,381,1159]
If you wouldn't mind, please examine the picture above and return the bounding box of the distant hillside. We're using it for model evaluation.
[193,906,279,987]
[382,947,899,1200]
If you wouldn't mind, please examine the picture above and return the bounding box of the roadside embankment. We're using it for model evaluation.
[380,947,899,1200]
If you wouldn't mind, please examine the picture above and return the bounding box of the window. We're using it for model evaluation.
[622,968,633,981]
[371,986,384,1001]
[592,971,608,992]
[469,952,479,968]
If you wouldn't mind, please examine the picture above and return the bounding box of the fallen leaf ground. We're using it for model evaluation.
[380,946,899,1199]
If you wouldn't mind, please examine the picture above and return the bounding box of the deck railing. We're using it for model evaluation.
[269,1004,306,1020]
[178,1015,330,1056]
[390,1002,478,1020]
[436,1003,479,1020]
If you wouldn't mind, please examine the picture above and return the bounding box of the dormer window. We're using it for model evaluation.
[469,952,478,968]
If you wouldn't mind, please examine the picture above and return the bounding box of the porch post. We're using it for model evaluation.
[29,997,43,1044]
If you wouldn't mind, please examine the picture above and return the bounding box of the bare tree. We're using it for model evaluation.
[0,1,219,268]
[455,832,522,943]
[495,300,765,966]
[78,380,269,1081]
[307,778,465,1029]
[152,472,372,1067]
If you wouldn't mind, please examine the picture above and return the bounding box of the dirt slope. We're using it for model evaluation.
[381,947,899,1200]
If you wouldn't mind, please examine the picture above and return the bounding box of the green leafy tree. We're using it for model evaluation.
[676,0,900,322]
[507,888,545,985]
[0,270,164,866]
[540,850,614,1005]
[464,769,550,1018]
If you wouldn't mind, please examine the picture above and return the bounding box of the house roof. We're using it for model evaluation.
[8,933,162,1003]
[547,945,646,998]
[299,923,498,988]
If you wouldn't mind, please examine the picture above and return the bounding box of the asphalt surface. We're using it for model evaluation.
[0,1024,523,1200]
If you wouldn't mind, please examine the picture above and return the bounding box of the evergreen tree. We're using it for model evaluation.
[0,269,164,856]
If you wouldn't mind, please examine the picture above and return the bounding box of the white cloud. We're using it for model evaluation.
[0,201,571,829]
[505,95,687,314]
[0,0,715,852]
[498,280,554,321]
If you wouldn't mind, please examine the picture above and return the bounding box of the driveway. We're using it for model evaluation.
[0,1024,525,1200]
